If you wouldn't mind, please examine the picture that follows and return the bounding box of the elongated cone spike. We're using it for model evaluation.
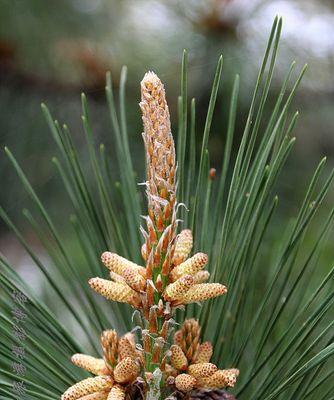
[175,374,197,392]
[61,376,113,400]
[172,229,193,265]
[71,354,108,375]
[180,283,227,304]
[200,369,239,389]
[80,392,109,400]
[123,268,146,292]
[101,330,118,368]
[140,71,176,201]
[171,253,208,281]
[188,363,217,379]
[118,337,138,361]
[193,270,210,284]
[164,275,194,301]
[89,278,140,307]
[114,357,139,384]
[170,345,188,371]
[107,385,126,400]
[101,252,146,278]
[195,342,213,364]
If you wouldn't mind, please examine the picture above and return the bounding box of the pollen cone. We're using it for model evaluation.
[61,376,113,400]
[107,385,126,400]
[173,229,193,265]
[180,283,227,304]
[88,278,140,307]
[71,354,107,375]
[171,253,208,281]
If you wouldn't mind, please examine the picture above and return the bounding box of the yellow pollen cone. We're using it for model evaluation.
[123,268,146,292]
[179,283,227,304]
[164,275,194,301]
[88,278,140,307]
[71,354,107,375]
[193,270,210,284]
[170,345,188,371]
[118,337,138,361]
[101,252,146,278]
[188,362,217,379]
[201,368,239,389]
[171,253,208,281]
[113,357,139,384]
[175,374,197,392]
[61,376,113,400]
[106,385,125,400]
[195,342,213,364]
[79,392,109,400]
[172,229,193,265]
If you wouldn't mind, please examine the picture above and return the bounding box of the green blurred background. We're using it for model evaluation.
[1,0,334,296]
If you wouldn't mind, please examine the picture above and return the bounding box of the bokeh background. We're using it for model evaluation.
[1,0,334,297]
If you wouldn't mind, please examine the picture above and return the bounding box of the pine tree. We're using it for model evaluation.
[0,17,333,400]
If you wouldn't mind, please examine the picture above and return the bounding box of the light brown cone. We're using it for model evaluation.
[195,342,213,364]
[118,337,138,361]
[107,385,126,400]
[172,229,193,265]
[71,354,108,375]
[79,392,109,400]
[175,374,197,392]
[170,345,188,371]
[88,278,140,307]
[171,253,208,281]
[200,369,239,389]
[188,363,217,379]
[101,252,146,278]
[180,283,227,304]
[123,268,146,292]
[61,376,113,400]
[193,270,210,284]
[164,275,194,301]
[114,357,139,384]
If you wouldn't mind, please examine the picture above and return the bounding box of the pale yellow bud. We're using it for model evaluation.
[170,345,188,371]
[172,229,193,265]
[61,376,113,400]
[164,275,194,301]
[188,363,217,379]
[175,374,197,392]
[107,385,125,400]
[88,278,140,307]
[171,253,208,281]
[195,342,213,364]
[71,354,108,375]
[114,357,139,384]
[179,283,227,304]
[101,252,146,278]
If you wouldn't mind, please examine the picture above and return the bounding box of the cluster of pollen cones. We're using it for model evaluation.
[61,72,238,400]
